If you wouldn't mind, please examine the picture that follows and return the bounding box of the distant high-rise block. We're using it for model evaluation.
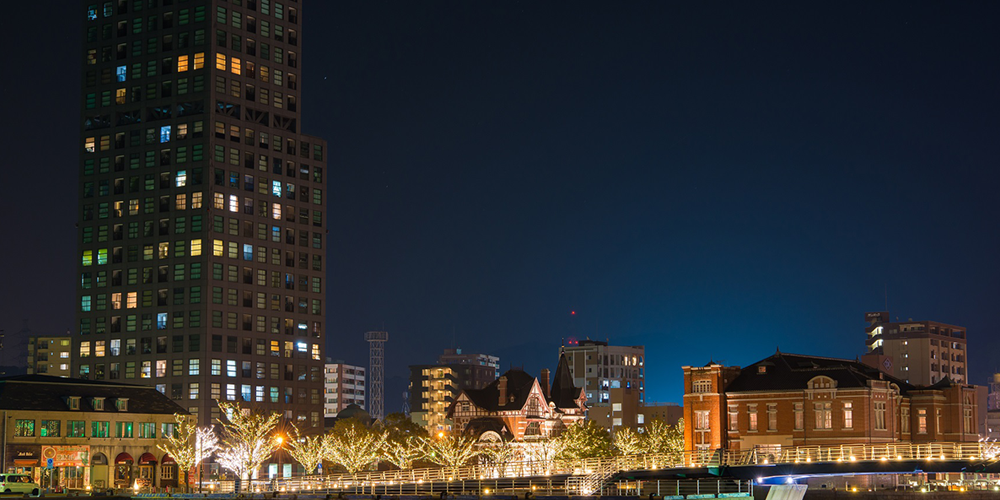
[863,312,968,386]
[74,0,327,428]
[438,348,500,379]
[560,339,644,406]
[323,362,366,416]
[27,336,73,377]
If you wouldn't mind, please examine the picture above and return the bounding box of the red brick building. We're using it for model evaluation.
[682,351,980,453]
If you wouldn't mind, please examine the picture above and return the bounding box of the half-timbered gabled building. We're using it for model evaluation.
[448,354,587,441]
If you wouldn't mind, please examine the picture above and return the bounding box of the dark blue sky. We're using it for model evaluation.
[2,2,999,408]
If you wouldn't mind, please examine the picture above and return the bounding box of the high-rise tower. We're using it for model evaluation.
[364,330,387,420]
[74,0,327,429]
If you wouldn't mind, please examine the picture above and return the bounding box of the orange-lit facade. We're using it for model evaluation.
[683,352,980,452]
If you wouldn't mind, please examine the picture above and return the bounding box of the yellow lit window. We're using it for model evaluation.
[129,199,139,215]
[191,239,202,256]
[194,52,205,70]
[175,194,187,210]
[215,53,227,70]
[213,240,224,257]
[178,124,188,140]
[82,250,93,266]
[178,55,189,72]
[192,192,203,209]
[213,193,225,210]
[158,242,169,259]
[231,57,241,75]
[85,137,96,152]
[111,293,122,309]
[116,88,127,104]
[126,292,137,309]
[260,65,269,83]
[272,203,281,220]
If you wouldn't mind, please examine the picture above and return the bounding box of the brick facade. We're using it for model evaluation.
[682,352,980,452]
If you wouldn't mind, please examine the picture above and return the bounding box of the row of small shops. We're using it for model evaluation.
[6,445,180,490]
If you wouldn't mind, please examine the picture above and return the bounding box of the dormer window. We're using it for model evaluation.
[67,396,81,410]
[92,397,105,410]
[115,398,129,411]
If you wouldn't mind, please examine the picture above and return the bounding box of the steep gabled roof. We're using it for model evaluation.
[548,353,584,409]
[463,368,538,412]
[724,352,914,394]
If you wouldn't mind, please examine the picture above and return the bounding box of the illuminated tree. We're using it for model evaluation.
[613,427,644,456]
[420,433,480,468]
[380,413,428,470]
[286,425,329,475]
[479,436,519,477]
[215,401,282,489]
[156,414,219,492]
[555,420,613,460]
[325,418,385,474]
[981,436,1000,461]
[642,418,684,463]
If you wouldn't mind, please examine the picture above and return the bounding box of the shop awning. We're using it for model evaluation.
[161,454,176,465]
[138,453,157,464]
[115,453,133,464]
[13,460,38,466]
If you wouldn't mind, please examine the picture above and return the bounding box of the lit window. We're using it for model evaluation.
[191,239,202,256]
[272,181,282,197]
[81,296,92,312]
[176,170,187,187]
[82,250,93,266]
[85,137,96,152]
[215,53,227,70]
[157,313,167,329]
[194,52,205,70]
[117,65,127,82]
[160,126,171,143]
[231,57,242,75]
[126,292,137,309]
[229,195,238,212]
[116,88,126,104]
[178,55,189,72]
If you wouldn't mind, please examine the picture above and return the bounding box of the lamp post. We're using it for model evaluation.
[275,436,284,489]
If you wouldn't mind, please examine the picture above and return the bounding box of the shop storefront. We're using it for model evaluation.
[159,455,178,489]
[136,453,157,488]
[90,453,109,489]
[41,446,90,490]
[113,453,133,489]
[6,445,40,477]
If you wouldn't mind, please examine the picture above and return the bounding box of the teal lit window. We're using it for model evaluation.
[117,65,127,82]
[160,125,171,143]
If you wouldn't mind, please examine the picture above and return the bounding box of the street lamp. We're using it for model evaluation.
[274,436,284,485]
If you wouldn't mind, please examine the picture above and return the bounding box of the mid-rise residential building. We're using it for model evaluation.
[73,0,328,428]
[323,362,365,416]
[988,372,1000,411]
[0,375,187,490]
[588,386,682,430]
[683,351,980,454]
[863,311,968,385]
[448,355,587,441]
[408,360,497,433]
[561,340,644,405]
[26,336,73,377]
[438,348,500,379]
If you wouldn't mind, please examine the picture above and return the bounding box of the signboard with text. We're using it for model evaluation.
[41,446,90,467]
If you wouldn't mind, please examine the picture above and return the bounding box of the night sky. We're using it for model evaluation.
[3,2,999,409]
